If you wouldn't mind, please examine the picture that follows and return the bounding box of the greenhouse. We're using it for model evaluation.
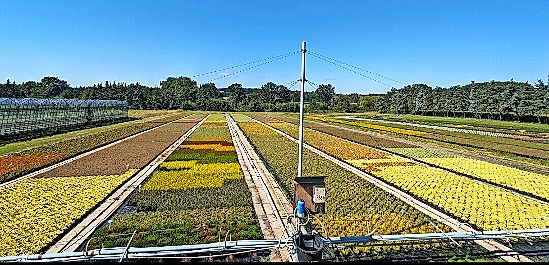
[0,98,128,137]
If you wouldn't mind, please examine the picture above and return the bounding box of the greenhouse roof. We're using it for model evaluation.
[0,98,127,107]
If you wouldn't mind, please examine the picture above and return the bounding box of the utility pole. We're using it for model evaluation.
[297,41,306,179]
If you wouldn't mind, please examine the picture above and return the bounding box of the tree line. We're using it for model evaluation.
[0,76,379,112]
[377,78,549,123]
[5,76,546,122]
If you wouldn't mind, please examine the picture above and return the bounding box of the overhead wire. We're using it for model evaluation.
[200,50,300,84]
[307,51,399,89]
[284,80,300,90]
[308,50,405,86]
[192,50,299,78]
[306,80,318,91]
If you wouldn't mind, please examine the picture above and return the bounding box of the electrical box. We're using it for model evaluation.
[294,176,326,214]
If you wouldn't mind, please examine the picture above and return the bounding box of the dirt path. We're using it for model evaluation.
[226,114,293,262]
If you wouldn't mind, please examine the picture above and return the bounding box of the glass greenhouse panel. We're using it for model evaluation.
[0,98,128,137]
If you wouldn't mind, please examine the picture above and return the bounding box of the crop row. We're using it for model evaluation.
[253,114,549,231]
[271,114,549,207]
[0,112,190,183]
[0,114,205,257]
[142,163,243,190]
[87,115,262,249]
[275,114,416,148]
[425,132,549,159]
[36,115,204,177]
[307,115,426,136]
[235,116,504,259]
[0,170,137,257]
[324,115,549,160]
[235,117,449,236]
[346,115,549,152]
[417,156,549,200]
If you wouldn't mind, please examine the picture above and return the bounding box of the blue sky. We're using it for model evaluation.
[1,0,547,94]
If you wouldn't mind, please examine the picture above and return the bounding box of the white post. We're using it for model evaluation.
[297,41,306,179]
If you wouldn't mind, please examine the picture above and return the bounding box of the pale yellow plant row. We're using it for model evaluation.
[185,137,233,142]
[347,157,410,166]
[0,170,137,257]
[423,157,549,200]
[142,162,243,190]
[372,165,549,231]
[314,213,428,238]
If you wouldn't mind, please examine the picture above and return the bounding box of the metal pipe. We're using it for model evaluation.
[327,228,549,245]
[2,228,549,262]
[0,240,286,262]
[119,230,137,262]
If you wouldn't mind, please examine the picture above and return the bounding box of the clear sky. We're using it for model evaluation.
[1,0,547,94]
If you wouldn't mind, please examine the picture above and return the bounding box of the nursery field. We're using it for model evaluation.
[2,111,549,262]
[302,114,549,168]
[232,113,506,261]
[0,112,204,256]
[85,113,264,256]
[0,110,190,184]
[255,114,549,232]
[273,114,549,203]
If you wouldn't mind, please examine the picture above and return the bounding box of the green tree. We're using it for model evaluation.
[58,87,78,99]
[313,84,335,107]
[532,79,547,122]
[386,88,400,113]
[499,81,519,120]
[20,81,37,98]
[127,82,148,109]
[376,93,388,112]
[274,83,291,103]
[228,83,246,110]
[453,85,470,116]
[414,85,431,114]
[331,94,357,113]
[31,77,69,98]
[517,82,537,120]
[258,82,277,104]
[246,92,264,112]
[468,81,479,118]
[196,82,219,110]
[358,95,379,111]
[1,79,19,97]
[348,93,360,103]
[478,80,501,119]
[160,76,198,109]
[430,86,451,116]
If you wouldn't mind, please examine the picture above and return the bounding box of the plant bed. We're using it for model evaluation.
[85,115,263,254]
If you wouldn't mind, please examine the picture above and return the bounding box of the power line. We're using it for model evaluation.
[284,80,300,90]
[307,51,404,88]
[192,50,299,78]
[306,80,318,91]
[203,51,299,84]
[308,50,405,85]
